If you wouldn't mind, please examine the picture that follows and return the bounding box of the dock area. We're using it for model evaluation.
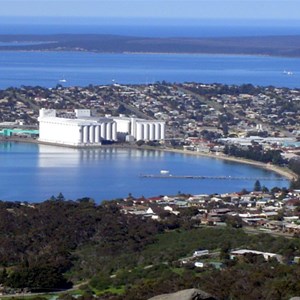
[140,174,288,181]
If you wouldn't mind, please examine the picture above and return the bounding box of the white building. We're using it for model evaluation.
[230,249,282,261]
[38,109,165,146]
[113,116,165,141]
[38,109,117,146]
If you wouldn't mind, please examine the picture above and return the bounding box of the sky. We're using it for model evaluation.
[1,0,300,21]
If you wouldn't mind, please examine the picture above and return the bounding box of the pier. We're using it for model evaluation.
[140,174,288,181]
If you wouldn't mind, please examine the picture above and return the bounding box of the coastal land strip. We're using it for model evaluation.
[1,34,300,57]
[2,136,297,183]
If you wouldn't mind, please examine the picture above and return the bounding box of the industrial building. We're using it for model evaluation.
[113,116,165,142]
[38,109,165,146]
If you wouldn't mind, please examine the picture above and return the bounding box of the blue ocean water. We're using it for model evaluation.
[0,51,300,89]
[0,142,288,202]
[1,21,300,89]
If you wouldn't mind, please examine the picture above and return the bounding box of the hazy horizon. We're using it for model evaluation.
[2,0,300,37]
[1,0,300,21]
[2,16,300,25]
[0,17,300,37]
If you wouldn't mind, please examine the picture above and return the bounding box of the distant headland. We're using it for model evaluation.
[1,34,300,57]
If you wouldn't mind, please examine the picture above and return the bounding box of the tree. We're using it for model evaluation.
[254,180,262,192]
[116,104,127,114]
[89,273,112,290]
[225,215,243,228]
[136,140,145,146]
[57,192,65,201]
[0,268,8,284]
[6,266,72,291]
[220,241,231,260]
[240,188,249,195]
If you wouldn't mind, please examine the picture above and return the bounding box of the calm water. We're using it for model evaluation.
[0,142,288,202]
[1,51,300,89]
[1,21,300,89]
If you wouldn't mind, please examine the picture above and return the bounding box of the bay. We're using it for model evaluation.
[0,142,288,203]
[0,51,300,89]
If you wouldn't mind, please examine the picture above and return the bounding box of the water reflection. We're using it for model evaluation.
[0,142,289,202]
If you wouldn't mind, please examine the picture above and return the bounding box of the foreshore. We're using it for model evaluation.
[161,147,297,182]
[1,137,297,182]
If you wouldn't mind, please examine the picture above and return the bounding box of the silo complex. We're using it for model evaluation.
[38,109,165,147]
[113,116,165,142]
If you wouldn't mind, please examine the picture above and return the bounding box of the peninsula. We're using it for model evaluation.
[1,34,300,57]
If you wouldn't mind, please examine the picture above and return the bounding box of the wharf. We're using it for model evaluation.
[140,174,288,181]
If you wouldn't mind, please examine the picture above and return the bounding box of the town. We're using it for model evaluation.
[1,82,300,174]
[1,82,300,149]
[117,183,300,239]
[1,83,300,208]
[1,82,300,299]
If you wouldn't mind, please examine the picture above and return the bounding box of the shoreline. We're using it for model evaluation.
[1,33,300,59]
[160,147,297,182]
[0,48,298,59]
[1,137,297,182]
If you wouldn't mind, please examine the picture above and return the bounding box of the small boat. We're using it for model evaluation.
[160,170,170,174]
[59,78,67,83]
[283,70,293,76]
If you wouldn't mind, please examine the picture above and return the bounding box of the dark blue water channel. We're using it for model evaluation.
[0,142,288,203]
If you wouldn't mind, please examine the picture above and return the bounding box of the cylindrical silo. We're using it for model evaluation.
[83,125,89,143]
[95,125,100,143]
[136,123,143,140]
[130,117,136,136]
[89,125,95,143]
[143,123,149,140]
[101,123,106,140]
[112,122,117,141]
[80,125,84,143]
[155,123,161,140]
[106,122,112,140]
[160,123,165,140]
[149,123,155,140]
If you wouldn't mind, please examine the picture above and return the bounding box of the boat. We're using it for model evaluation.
[283,70,293,76]
[59,78,67,83]
[160,170,170,174]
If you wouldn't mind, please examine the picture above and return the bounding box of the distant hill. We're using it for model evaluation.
[1,34,300,57]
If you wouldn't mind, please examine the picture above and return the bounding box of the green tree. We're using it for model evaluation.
[220,241,231,261]
[225,215,243,228]
[89,273,112,290]
[0,268,8,284]
[57,192,65,201]
[254,180,262,192]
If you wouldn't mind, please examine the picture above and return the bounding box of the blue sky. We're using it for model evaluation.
[1,0,300,20]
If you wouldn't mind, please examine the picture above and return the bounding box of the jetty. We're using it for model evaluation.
[140,174,288,181]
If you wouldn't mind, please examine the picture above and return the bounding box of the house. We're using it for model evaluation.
[194,262,204,268]
[230,249,282,262]
[193,249,209,257]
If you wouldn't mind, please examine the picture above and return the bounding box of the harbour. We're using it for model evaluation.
[0,142,289,202]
